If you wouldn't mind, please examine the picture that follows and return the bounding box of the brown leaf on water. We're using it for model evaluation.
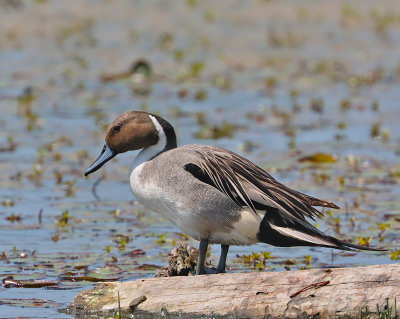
[59,275,119,282]
[129,248,146,257]
[5,213,22,223]
[134,264,161,271]
[0,297,62,308]
[3,276,58,288]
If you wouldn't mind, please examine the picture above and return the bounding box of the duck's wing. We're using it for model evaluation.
[184,147,338,222]
[184,146,384,252]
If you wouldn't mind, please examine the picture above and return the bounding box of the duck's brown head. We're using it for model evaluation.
[84,111,175,176]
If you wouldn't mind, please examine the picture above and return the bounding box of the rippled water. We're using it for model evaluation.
[0,1,399,317]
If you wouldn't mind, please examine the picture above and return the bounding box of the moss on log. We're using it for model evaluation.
[67,264,400,318]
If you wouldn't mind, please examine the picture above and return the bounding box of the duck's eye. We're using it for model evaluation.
[113,125,121,132]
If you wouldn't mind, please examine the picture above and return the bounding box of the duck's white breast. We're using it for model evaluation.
[130,162,169,213]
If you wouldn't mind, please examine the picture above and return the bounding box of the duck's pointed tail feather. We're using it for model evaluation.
[257,207,385,251]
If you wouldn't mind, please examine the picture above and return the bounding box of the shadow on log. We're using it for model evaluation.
[67,263,400,318]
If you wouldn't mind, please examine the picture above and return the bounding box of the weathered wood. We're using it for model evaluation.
[68,264,400,318]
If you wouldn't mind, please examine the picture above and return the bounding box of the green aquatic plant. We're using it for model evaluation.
[340,99,352,111]
[265,76,276,90]
[372,100,380,112]
[63,180,77,197]
[370,122,381,139]
[155,234,166,245]
[377,223,390,236]
[381,128,390,142]
[27,163,43,184]
[203,10,215,22]
[127,28,139,42]
[213,74,233,91]
[337,121,347,129]
[268,28,305,48]
[194,121,238,139]
[0,136,17,152]
[190,61,204,78]
[370,9,397,36]
[358,236,371,247]
[158,32,174,50]
[193,89,207,101]
[299,153,337,164]
[56,210,70,228]
[173,49,185,62]
[236,251,272,270]
[110,235,130,249]
[390,250,400,261]
[288,136,296,150]
[341,4,363,21]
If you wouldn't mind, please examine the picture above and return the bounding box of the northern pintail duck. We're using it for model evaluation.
[85,111,380,274]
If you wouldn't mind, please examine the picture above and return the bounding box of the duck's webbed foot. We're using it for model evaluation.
[195,267,218,275]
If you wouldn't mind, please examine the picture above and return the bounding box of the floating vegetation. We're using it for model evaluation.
[265,77,277,90]
[0,136,17,152]
[370,9,398,36]
[237,140,260,153]
[358,236,372,247]
[236,251,272,271]
[371,122,381,139]
[173,49,185,62]
[1,198,15,207]
[3,276,58,288]
[55,210,71,228]
[268,28,305,48]
[0,297,62,308]
[63,180,77,197]
[5,213,22,223]
[299,153,337,164]
[194,121,239,139]
[203,10,216,23]
[193,88,207,101]
[155,234,166,245]
[110,234,130,249]
[158,32,174,50]
[340,99,352,111]
[309,98,324,114]
[372,100,379,112]
[55,17,96,47]
[190,61,205,78]
[27,163,43,184]
[167,106,191,119]
[213,74,233,91]
[391,250,400,261]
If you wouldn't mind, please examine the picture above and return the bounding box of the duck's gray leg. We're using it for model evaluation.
[216,244,229,273]
[196,238,208,275]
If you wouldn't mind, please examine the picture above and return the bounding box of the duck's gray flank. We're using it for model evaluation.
[85,110,383,275]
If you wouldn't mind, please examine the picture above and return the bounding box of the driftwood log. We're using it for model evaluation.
[68,263,400,318]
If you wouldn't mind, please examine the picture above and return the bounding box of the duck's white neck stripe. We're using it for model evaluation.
[130,115,167,171]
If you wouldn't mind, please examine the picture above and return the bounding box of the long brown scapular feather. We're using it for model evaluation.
[192,147,333,222]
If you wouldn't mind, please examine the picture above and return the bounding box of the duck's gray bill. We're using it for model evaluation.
[84,144,116,176]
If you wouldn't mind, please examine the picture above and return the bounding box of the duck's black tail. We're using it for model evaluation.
[257,207,384,251]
